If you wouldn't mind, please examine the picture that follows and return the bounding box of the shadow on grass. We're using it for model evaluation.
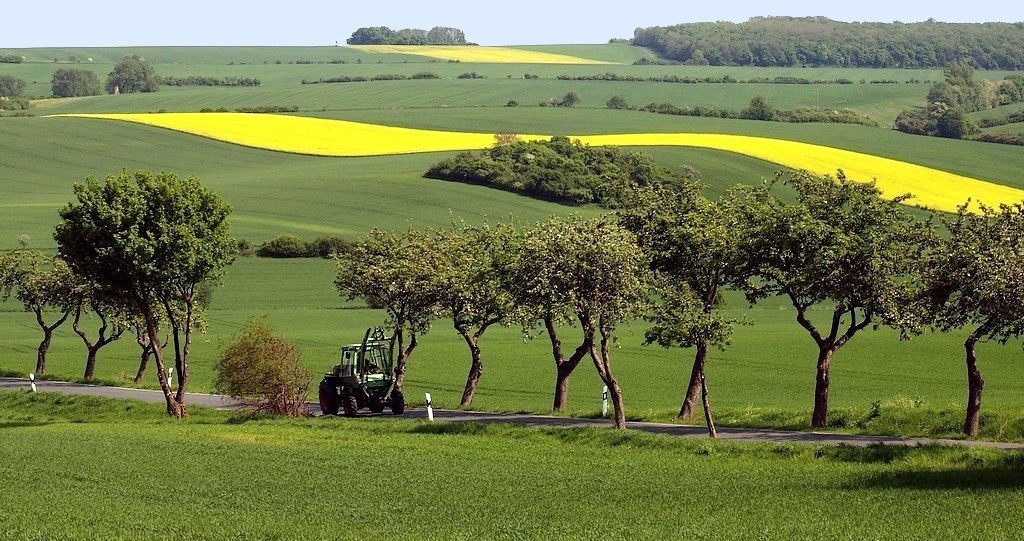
[0,420,54,429]
[849,467,1024,490]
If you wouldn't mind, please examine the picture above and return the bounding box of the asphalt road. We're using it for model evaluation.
[3,377,1022,450]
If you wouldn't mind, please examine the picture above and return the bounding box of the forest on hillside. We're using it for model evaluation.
[632,16,1024,69]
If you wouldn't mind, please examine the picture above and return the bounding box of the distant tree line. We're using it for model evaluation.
[557,73,878,85]
[633,16,1024,69]
[0,54,24,63]
[158,75,261,87]
[301,72,440,84]
[199,105,299,113]
[425,135,695,206]
[634,96,878,127]
[347,26,470,45]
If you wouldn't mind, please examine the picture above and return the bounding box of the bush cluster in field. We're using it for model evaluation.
[236,235,354,258]
[425,136,694,206]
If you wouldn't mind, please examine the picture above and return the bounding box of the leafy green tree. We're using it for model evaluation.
[55,170,235,418]
[0,74,26,98]
[741,95,776,121]
[347,26,398,45]
[51,68,101,98]
[560,91,581,107]
[510,215,649,427]
[621,184,755,433]
[606,95,629,109]
[0,251,77,374]
[105,56,159,94]
[335,229,436,395]
[423,220,518,407]
[924,202,1024,437]
[742,171,932,428]
[427,26,468,44]
[936,107,979,139]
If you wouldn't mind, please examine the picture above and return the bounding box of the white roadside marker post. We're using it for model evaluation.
[168,367,174,388]
[425,392,434,422]
[602,385,609,418]
[29,373,36,393]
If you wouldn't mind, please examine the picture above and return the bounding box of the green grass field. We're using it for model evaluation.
[1,392,1023,540]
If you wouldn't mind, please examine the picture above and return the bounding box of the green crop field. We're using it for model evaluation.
[1,392,1023,540]
[2,44,1024,444]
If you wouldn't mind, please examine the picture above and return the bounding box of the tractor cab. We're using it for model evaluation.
[320,327,405,416]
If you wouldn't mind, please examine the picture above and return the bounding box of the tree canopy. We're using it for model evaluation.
[741,170,932,427]
[105,56,159,94]
[55,169,234,417]
[51,68,101,98]
[924,202,1024,436]
[0,74,26,98]
[347,26,469,45]
[335,229,436,393]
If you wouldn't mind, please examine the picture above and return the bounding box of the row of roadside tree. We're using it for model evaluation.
[336,167,1024,438]
[3,163,1024,438]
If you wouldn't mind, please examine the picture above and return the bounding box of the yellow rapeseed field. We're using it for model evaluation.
[52,113,1024,213]
[347,45,613,64]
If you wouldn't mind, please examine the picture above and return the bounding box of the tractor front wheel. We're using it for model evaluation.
[342,395,359,417]
[390,390,405,415]
[319,379,338,415]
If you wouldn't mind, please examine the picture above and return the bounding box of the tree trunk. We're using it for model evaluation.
[83,348,99,381]
[35,330,52,375]
[964,331,985,437]
[134,344,151,384]
[551,339,591,411]
[607,378,626,429]
[32,309,70,375]
[553,360,574,411]
[700,367,717,438]
[590,317,625,429]
[678,341,707,419]
[811,347,834,428]
[393,330,417,392]
[459,331,482,407]
[546,315,589,411]
[142,303,185,418]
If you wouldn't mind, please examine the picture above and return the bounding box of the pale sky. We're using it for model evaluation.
[5,0,1023,48]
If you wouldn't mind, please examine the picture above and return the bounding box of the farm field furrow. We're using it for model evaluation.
[54,112,1024,213]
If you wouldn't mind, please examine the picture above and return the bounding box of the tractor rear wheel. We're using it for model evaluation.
[390,390,405,415]
[319,379,338,415]
[342,394,359,417]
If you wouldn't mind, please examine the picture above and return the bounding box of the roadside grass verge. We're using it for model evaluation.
[1,391,1023,540]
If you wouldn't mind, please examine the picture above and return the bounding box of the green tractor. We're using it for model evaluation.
[318,327,405,416]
